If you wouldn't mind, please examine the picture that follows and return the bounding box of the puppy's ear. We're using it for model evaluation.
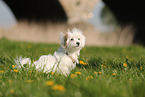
[60,32,68,48]
[64,33,68,48]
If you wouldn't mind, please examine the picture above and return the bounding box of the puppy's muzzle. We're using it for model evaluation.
[76,42,80,47]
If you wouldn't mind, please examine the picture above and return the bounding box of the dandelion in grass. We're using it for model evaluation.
[10,89,14,94]
[25,80,32,83]
[45,81,54,86]
[71,74,77,78]
[51,72,54,75]
[52,85,65,92]
[94,71,98,74]
[79,61,84,64]
[79,61,88,65]
[140,67,143,69]
[84,63,88,65]
[90,76,93,79]
[112,73,117,76]
[86,76,89,80]
[123,63,127,67]
[98,72,102,74]
[101,64,106,67]
[14,69,19,73]
[12,65,15,68]
[86,76,93,80]
[0,70,4,73]
[86,76,92,80]
[75,72,81,75]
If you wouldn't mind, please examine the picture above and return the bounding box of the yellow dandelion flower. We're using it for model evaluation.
[25,80,32,83]
[112,73,116,76]
[79,61,88,65]
[12,65,15,68]
[71,74,77,78]
[98,72,102,74]
[75,72,81,75]
[86,76,90,80]
[10,89,14,94]
[83,62,88,65]
[55,74,58,76]
[101,64,106,67]
[52,85,65,92]
[14,69,19,73]
[123,63,127,67]
[0,70,4,73]
[79,61,84,64]
[90,76,93,79]
[45,81,54,86]
[86,76,93,80]
[51,72,54,75]
[140,67,143,69]
[94,71,98,74]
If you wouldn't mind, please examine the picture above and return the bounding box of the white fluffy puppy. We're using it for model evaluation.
[15,28,85,76]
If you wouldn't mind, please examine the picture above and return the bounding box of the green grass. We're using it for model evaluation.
[0,38,145,97]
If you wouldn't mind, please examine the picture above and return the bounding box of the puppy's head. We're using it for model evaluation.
[60,28,85,51]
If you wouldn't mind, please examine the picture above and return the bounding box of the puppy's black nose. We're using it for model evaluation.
[76,42,80,46]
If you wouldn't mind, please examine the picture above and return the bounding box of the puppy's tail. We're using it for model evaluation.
[14,56,31,69]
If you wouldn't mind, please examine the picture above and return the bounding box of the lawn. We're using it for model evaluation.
[0,38,145,97]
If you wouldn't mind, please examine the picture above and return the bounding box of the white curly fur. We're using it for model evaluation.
[14,28,85,76]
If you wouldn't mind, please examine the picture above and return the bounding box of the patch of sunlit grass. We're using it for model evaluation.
[1,39,145,97]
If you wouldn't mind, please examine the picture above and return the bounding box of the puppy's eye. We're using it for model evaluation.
[71,38,74,41]
[78,38,80,40]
